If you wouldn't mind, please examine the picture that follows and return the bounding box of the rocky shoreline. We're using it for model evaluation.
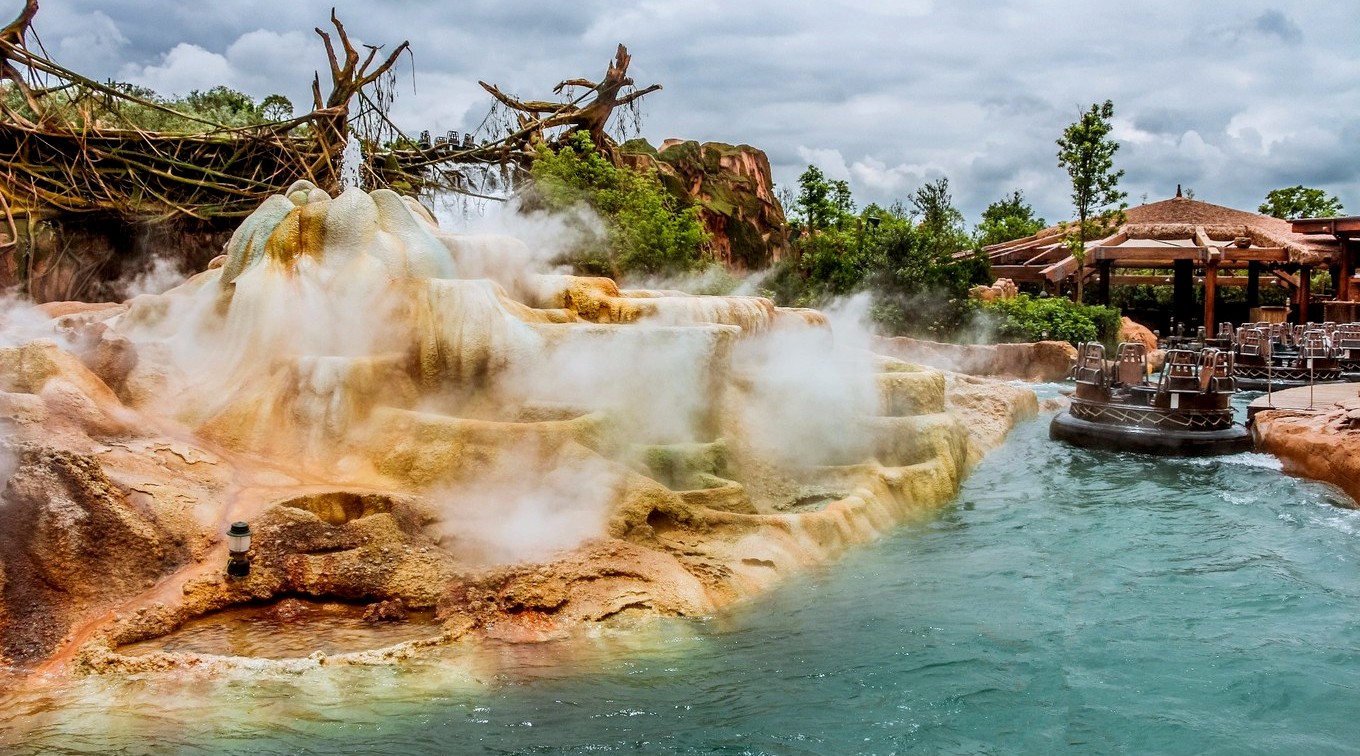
[1253,392,1360,508]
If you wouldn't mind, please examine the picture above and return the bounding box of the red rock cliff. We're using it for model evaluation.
[620,139,788,270]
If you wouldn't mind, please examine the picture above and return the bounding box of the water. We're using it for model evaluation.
[5,389,1360,754]
[339,137,363,191]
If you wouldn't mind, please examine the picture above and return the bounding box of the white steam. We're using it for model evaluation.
[0,293,58,348]
[433,196,608,290]
[502,324,730,444]
[734,294,881,468]
[431,443,622,566]
[119,257,189,300]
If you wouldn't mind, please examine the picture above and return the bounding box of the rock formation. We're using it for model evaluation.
[620,139,788,270]
[872,336,1076,383]
[1120,317,1166,371]
[969,278,1018,303]
[1253,397,1360,507]
[0,182,1036,676]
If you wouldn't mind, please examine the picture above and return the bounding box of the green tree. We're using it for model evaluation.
[526,131,708,277]
[1057,100,1127,303]
[975,190,1047,247]
[869,179,989,337]
[830,179,855,227]
[260,94,295,122]
[794,165,850,232]
[912,177,968,246]
[1259,185,1344,220]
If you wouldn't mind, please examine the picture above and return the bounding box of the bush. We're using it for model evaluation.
[979,294,1121,347]
[524,131,709,277]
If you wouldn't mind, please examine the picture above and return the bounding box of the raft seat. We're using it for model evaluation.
[1201,348,1236,393]
[1160,349,1202,393]
[1112,342,1147,387]
[1073,342,1106,386]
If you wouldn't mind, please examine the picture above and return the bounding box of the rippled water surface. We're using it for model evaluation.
[5,389,1360,754]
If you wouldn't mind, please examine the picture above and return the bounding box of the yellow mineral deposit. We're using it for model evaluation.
[0,182,1037,677]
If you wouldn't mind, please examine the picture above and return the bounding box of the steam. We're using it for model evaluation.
[432,196,608,294]
[0,293,57,348]
[118,257,189,300]
[733,295,880,468]
[501,324,728,444]
[431,442,622,566]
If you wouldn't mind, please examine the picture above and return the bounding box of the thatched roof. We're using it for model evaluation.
[1120,196,1336,262]
[981,195,1341,284]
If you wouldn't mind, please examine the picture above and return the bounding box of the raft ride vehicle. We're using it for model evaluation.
[1050,342,1253,456]
[1231,324,1342,391]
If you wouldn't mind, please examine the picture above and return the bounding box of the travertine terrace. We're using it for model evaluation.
[0,182,1037,675]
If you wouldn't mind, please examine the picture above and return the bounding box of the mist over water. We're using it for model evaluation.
[5,389,1359,753]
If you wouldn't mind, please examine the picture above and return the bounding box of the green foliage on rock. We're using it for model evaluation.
[979,293,1122,347]
[526,131,708,277]
[1258,185,1344,220]
[619,138,785,270]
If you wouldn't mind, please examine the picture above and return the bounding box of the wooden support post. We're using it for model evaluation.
[1297,266,1311,325]
[1174,259,1195,329]
[1204,257,1219,334]
[1247,261,1261,311]
[1341,238,1354,302]
[1096,259,1112,306]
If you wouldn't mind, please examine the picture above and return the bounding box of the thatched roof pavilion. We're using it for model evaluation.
[979,191,1347,329]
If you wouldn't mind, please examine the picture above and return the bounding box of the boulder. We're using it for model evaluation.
[1253,402,1360,507]
[1120,317,1159,351]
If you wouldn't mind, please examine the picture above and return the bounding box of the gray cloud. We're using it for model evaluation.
[6,0,1358,226]
[1250,9,1304,44]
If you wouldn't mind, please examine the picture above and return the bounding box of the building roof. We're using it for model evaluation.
[980,195,1340,285]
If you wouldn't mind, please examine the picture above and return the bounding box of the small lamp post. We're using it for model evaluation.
[226,521,252,578]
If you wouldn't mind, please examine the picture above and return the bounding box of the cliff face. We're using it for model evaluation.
[621,139,788,271]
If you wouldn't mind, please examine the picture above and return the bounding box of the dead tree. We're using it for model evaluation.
[477,44,660,162]
[310,9,410,190]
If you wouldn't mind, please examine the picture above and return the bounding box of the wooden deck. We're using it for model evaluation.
[1247,382,1359,421]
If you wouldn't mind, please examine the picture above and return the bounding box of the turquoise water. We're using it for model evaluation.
[5,390,1360,754]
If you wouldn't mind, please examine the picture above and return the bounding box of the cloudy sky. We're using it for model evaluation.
[17,1,1360,225]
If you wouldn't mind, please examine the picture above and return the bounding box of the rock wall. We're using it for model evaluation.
[2,214,232,304]
[872,336,1077,382]
[620,139,788,270]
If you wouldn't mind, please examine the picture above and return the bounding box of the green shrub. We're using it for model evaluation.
[980,294,1121,347]
[525,131,709,277]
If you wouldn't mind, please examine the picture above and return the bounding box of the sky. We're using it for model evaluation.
[16,1,1360,226]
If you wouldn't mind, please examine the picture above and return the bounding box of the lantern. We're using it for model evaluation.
[226,521,252,578]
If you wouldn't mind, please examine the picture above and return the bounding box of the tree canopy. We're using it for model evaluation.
[1259,185,1344,220]
[975,190,1046,247]
[1056,100,1126,301]
[1056,100,1126,235]
[792,165,853,232]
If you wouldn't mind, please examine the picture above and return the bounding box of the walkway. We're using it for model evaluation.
[1247,382,1359,421]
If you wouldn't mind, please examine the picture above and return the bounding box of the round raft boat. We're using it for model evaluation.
[1232,325,1343,391]
[1050,342,1253,457]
